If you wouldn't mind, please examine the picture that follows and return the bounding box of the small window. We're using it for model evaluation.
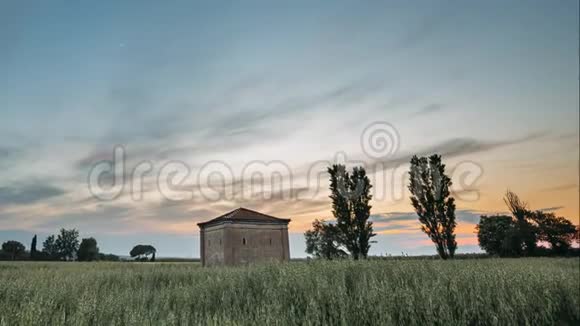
[242,238,246,245]
[269,238,272,246]
[219,239,222,245]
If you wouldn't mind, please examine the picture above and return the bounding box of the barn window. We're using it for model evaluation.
[242,238,246,245]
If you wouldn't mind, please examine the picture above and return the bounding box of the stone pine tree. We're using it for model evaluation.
[328,164,375,259]
[30,235,37,259]
[408,155,457,259]
[129,245,157,261]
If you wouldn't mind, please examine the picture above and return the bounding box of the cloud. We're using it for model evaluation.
[538,206,565,213]
[0,183,66,205]
[32,204,135,233]
[374,223,418,232]
[370,132,548,169]
[0,146,21,167]
[383,3,456,54]
[539,184,578,193]
[372,209,484,225]
[371,212,416,223]
[74,76,391,173]
[411,103,444,116]
[0,146,18,157]
[421,133,546,158]
[455,210,483,224]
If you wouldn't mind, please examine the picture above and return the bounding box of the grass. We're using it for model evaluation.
[0,258,578,325]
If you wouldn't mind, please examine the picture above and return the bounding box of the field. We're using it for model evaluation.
[0,259,578,325]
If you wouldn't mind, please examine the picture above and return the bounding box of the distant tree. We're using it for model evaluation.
[77,238,100,261]
[327,164,375,259]
[531,211,576,255]
[476,215,518,257]
[98,253,120,261]
[42,235,58,259]
[1,241,25,260]
[503,190,537,255]
[305,219,348,259]
[130,245,156,261]
[30,235,37,259]
[55,229,80,261]
[408,155,457,259]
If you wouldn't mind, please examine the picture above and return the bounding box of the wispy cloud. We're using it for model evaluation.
[0,183,66,205]
[371,132,549,168]
[372,209,485,225]
[371,212,416,223]
[539,184,578,193]
[538,206,565,213]
[411,103,444,116]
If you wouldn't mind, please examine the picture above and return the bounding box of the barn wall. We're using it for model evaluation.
[225,223,290,265]
[201,222,290,266]
[202,224,226,266]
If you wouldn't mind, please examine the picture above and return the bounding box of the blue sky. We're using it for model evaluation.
[0,1,578,257]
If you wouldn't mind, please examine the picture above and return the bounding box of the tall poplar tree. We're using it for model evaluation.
[408,154,457,259]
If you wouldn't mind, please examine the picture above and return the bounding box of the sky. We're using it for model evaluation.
[0,1,578,258]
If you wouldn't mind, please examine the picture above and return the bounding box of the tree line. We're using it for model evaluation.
[306,154,579,259]
[1,153,577,262]
[0,229,157,262]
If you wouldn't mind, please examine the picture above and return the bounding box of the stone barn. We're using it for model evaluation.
[197,207,291,266]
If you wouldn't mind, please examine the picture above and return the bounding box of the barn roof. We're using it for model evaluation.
[197,207,291,228]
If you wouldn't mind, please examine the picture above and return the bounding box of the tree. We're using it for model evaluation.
[30,235,37,259]
[408,155,457,259]
[503,190,537,255]
[42,235,58,259]
[1,241,25,260]
[77,238,99,261]
[476,215,518,257]
[327,164,375,259]
[55,228,80,261]
[477,192,577,257]
[129,245,156,261]
[532,211,576,254]
[305,219,347,259]
[98,253,120,261]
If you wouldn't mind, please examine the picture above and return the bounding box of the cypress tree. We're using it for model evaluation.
[30,235,37,260]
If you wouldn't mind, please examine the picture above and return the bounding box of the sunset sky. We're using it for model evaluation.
[1,1,578,257]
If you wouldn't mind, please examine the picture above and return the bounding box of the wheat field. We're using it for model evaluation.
[0,258,578,325]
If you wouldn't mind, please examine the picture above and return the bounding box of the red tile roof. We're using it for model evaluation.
[197,207,290,228]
